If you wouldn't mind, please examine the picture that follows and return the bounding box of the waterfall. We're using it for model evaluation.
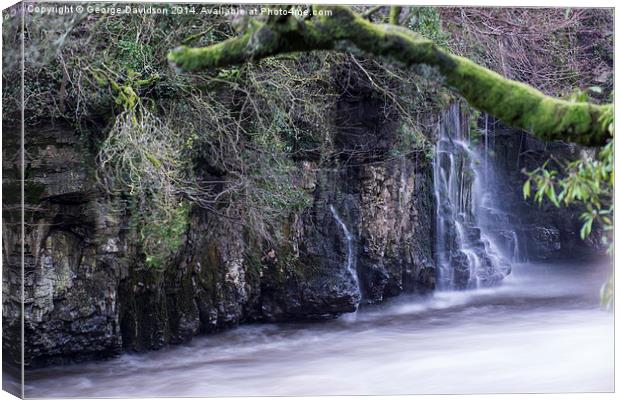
[433,104,511,290]
[511,231,521,262]
[329,205,361,302]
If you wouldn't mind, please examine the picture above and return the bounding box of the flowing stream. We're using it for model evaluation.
[25,260,613,397]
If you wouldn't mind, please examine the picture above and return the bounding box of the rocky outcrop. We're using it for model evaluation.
[479,118,606,260]
[3,95,601,370]
[3,124,124,367]
[2,104,601,370]
[356,159,435,301]
[2,76,436,367]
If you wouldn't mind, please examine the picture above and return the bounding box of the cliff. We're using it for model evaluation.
[2,64,437,367]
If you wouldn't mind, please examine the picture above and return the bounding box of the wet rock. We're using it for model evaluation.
[356,158,436,301]
[450,251,471,290]
[523,225,561,260]
[482,121,606,259]
[4,69,438,367]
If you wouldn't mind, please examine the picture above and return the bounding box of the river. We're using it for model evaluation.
[25,259,613,397]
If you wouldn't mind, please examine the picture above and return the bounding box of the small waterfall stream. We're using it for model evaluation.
[433,104,512,290]
[329,205,361,305]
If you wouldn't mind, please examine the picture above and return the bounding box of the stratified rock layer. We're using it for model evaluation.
[2,76,436,367]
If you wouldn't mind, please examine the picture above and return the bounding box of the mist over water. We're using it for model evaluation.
[25,260,613,397]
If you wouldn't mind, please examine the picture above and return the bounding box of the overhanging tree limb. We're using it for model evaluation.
[389,6,402,25]
[168,6,613,147]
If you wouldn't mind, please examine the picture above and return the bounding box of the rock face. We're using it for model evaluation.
[356,160,436,301]
[478,117,606,261]
[3,126,123,367]
[2,76,436,367]
[3,87,599,369]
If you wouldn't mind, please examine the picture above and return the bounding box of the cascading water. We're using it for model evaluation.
[433,104,511,290]
[510,231,526,263]
[476,115,529,265]
[329,205,361,305]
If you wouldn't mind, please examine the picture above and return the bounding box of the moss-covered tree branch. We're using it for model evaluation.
[389,6,402,25]
[168,6,613,147]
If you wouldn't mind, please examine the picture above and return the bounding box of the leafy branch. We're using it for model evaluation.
[523,117,613,247]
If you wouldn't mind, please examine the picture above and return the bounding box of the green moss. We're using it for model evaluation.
[91,69,109,87]
[134,201,190,269]
[118,86,138,110]
[168,33,252,71]
[441,53,610,146]
[408,7,450,47]
[145,152,161,168]
[389,6,402,25]
[135,74,160,88]
[92,68,140,111]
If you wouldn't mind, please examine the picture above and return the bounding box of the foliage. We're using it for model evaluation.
[21,5,441,255]
[523,110,613,248]
[95,81,195,267]
[523,139,613,242]
[7,4,613,274]
[9,6,333,263]
[135,201,190,269]
[436,6,613,308]
[117,39,155,73]
[601,277,614,311]
[168,5,612,146]
[523,108,613,309]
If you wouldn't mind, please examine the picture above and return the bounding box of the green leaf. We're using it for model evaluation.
[523,179,531,199]
[580,217,593,239]
[600,277,614,311]
[547,185,559,207]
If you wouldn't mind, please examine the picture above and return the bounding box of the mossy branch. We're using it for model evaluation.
[168,5,613,147]
[389,6,402,25]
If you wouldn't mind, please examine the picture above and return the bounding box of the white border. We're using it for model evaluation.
[0,1,616,400]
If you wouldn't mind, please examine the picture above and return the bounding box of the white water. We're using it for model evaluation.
[329,204,361,301]
[434,105,509,289]
[25,260,613,397]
